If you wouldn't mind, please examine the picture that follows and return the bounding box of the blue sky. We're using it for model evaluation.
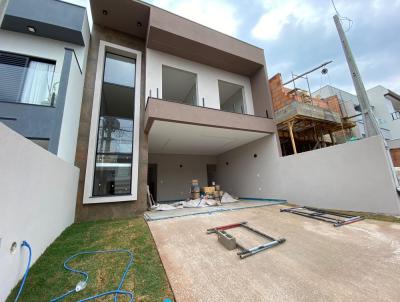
[69,0,400,94]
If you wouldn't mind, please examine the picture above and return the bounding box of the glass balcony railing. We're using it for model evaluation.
[0,63,59,106]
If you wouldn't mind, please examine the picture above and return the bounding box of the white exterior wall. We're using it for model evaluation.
[313,85,396,140]
[368,86,400,139]
[146,48,255,114]
[0,27,87,79]
[149,153,217,201]
[0,124,79,301]
[57,56,86,163]
[217,134,400,215]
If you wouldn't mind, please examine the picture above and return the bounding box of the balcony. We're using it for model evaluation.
[145,97,275,134]
[145,97,276,156]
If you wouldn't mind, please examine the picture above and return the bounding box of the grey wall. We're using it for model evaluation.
[1,0,87,45]
[0,49,73,155]
[217,135,400,215]
[149,153,217,201]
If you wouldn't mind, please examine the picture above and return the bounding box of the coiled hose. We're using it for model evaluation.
[50,249,134,302]
[14,240,32,302]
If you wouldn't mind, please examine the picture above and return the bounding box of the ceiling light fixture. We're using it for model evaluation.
[27,26,36,33]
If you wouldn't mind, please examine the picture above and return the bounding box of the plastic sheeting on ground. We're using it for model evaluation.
[154,193,238,211]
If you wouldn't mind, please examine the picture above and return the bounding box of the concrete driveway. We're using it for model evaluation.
[147,205,400,302]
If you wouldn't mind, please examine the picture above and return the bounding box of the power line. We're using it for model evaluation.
[330,0,353,32]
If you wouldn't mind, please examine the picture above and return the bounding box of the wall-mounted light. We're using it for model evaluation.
[102,9,108,16]
[27,26,36,33]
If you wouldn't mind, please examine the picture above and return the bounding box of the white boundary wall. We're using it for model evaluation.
[0,124,79,301]
[217,134,400,215]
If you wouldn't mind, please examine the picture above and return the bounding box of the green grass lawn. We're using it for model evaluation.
[7,217,173,302]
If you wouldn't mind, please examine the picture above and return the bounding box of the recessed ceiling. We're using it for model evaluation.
[149,120,268,155]
[90,0,149,39]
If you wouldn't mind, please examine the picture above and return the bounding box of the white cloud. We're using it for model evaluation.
[146,0,241,37]
[251,0,331,41]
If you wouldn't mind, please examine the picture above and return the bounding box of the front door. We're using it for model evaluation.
[207,164,217,186]
[148,164,157,201]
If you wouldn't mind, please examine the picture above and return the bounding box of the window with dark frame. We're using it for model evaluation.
[0,51,56,106]
[92,52,136,197]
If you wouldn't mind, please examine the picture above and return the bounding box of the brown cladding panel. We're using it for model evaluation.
[147,26,262,76]
[74,24,148,222]
[145,98,277,134]
[148,5,265,65]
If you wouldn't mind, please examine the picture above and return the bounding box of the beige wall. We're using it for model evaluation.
[217,135,400,215]
[149,153,216,201]
[0,124,78,301]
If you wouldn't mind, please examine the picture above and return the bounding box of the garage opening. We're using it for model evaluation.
[162,65,197,105]
[218,80,245,114]
[148,154,216,202]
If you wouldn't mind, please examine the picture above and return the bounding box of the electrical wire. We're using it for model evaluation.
[50,249,135,302]
[330,0,353,32]
[14,241,32,302]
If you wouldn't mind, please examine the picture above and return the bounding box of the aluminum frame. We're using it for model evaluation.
[207,222,285,259]
[280,206,364,227]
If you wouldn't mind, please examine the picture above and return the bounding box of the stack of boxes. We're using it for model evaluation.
[191,180,224,204]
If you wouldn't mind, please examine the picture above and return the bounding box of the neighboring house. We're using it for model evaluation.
[313,85,396,140]
[367,85,400,139]
[0,0,89,163]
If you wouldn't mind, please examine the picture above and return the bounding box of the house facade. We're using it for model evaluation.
[74,0,277,221]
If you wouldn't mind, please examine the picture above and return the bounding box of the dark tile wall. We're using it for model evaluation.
[74,24,148,222]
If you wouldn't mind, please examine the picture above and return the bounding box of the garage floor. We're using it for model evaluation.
[147,205,400,302]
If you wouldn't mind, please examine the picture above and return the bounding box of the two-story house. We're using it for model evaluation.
[75,0,278,221]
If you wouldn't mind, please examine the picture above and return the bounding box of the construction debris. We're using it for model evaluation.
[154,192,238,211]
[207,222,286,259]
[154,179,237,211]
[280,206,364,227]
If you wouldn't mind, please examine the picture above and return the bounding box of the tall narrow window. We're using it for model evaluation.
[92,53,136,196]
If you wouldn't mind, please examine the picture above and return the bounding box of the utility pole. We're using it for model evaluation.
[333,14,380,137]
